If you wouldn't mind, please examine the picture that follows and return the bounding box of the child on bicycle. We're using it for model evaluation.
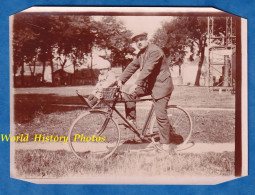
[81,57,138,129]
[83,58,116,107]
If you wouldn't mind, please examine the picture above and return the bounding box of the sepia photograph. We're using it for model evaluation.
[9,7,247,184]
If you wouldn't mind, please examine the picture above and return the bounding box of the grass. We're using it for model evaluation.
[13,85,235,124]
[14,108,235,143]
[189,110,235,143]
[12,85,236,178]
[170,86,235,108]
[15,149,234,178]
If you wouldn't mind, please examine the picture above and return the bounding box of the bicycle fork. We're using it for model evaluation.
[95,109,113,137]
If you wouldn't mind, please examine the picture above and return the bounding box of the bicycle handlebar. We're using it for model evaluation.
[111,86,153,102]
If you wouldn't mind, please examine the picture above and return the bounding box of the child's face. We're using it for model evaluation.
[99,68,109,75]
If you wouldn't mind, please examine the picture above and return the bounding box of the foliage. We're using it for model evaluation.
[153,17,190,67]
[12,14,136,87]
[13,13,235,87]
[152,16,232,85]
[94,16,134,67]
[12,14,37,76]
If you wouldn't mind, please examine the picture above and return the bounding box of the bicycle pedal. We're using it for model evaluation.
[122,139,141,144]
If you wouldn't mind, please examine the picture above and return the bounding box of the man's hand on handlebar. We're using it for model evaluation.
[129,84,137,95]
[117,80,123,90]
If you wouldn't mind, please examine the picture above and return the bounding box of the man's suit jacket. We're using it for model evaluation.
[120,44,174,99]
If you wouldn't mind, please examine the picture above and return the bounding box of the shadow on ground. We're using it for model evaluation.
[14,93,89,123]
[115,139,156,154]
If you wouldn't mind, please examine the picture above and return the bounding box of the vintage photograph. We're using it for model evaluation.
[10,7,247,184]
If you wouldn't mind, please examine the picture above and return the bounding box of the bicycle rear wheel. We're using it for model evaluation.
[68,110,120,160]
[149,105,193,146]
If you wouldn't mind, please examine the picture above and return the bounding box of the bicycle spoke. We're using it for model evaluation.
[149,106,192,145]
[171,112,185,128]
[68,111,120,160]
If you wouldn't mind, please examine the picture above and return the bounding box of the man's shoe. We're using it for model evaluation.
[161,144,171,150]
[170,133,184,144]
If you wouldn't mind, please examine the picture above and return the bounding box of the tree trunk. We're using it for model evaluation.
[90,51,95,85]
[60,67,64,85]
[14,62,21,87]
[50,58,54,85]
[223,55,230,86]
[42,61,46,84]
[195,40,206,86]
[60,59,66,85]
[21,61,24,87]
[29,61,36,86]
[72,60,76,85]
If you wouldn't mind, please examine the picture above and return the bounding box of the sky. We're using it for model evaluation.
[93,16,172,39]
[117,16,172,39]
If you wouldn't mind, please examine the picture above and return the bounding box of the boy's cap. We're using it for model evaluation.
[131,32,148,42]
[96,59,111,69]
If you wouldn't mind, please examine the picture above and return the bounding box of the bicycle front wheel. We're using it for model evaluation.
[149,105,193,146]
[68,110,120,160]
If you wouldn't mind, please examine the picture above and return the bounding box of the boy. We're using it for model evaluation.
[83,58,137,129]
[84,59,116,107]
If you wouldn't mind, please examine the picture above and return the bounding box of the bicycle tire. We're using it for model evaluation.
[68,110,120,160]
[149,105,193,146]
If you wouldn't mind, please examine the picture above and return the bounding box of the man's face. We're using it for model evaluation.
[134,36,148,50]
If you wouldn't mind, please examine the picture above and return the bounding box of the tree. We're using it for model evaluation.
[48,15,94,85]
[12,14,39,86]
[53,15,96,84]
[184,17,207,86]
[152,17,189,76]
[94,16,134,68]
[153,16,228,86]
[24,15,68,83]
[186,17,232,86]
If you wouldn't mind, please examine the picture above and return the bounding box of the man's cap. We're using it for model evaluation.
[131,32,148,42]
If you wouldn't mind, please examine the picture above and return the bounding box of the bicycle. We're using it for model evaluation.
[68,87,193,160]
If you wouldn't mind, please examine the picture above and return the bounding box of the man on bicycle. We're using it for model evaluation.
[117,32,183,151]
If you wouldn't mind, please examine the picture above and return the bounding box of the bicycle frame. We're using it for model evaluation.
[76,89,158,141]
[98,97,156,141]
[70,89,193,160]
